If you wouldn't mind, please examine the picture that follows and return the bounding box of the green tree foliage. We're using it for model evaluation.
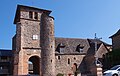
[106,49,120,68]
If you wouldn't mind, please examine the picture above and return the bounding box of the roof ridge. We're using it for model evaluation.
[55,37,87,40]
[110,29,120,38]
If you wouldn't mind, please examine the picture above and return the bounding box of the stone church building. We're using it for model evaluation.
[0,5,112,76]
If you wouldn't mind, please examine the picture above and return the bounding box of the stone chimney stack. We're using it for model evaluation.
[40,13,55,76]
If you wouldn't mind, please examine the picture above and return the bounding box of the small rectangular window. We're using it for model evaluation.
[60,48,64,53]
[68,58,70,64]
[58,56,60,60]
[29,11,33,19]
[79,48,83,53]
[32,35,38,40]
[34,12,38,20]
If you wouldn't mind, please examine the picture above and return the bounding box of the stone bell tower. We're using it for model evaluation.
[13,5,52,75]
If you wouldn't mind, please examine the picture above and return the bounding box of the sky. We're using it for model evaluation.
[0,0,120,49]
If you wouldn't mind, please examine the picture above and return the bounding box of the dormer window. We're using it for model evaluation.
[79,47,84,52]
[59,47,64,53]
[56,43,65,53]
[29,11,33,19]
[76,44,84,53]
[34,12,38,20]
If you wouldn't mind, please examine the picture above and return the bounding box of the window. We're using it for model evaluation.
[74,57,76,60]
[51,60,52,63]
[118,68,120,71]
[68,58,70,64]
[58,56,60,60]
[76,44,84,53]
[34,12,38,20]
[60,48,64,53]
[79,47,84,53]
[29,11,33,19]
[58,43,65,53]
[1,56,7,60]
[32,35,38,40]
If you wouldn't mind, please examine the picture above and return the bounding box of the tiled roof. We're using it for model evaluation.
[109,29,120,38]
[0,49,12,56]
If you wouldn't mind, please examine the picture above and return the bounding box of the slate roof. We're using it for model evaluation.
[55,37,111,55]
[55,37,90,54]
[86,39,110,55]
[87,39,111,46]
[0,49,12,56]
[109,29,120,38]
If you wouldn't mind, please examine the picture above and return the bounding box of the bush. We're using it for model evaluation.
[56,73,64,76]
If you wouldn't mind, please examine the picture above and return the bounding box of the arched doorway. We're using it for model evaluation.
[28,56,40,75]
[72,63,77,76]
[72,63,77,72]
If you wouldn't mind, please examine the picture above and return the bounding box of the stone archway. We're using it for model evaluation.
[28,56,40,75]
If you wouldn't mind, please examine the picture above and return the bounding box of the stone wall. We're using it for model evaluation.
[55,54,85,76]
[112,35,120,50]
[13,6,42,75]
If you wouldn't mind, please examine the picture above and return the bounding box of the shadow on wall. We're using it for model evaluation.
[77,56,91,75]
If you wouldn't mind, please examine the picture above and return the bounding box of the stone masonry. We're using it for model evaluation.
[12,5,111,76]
[40,13,55,76]
[13,5,51,75]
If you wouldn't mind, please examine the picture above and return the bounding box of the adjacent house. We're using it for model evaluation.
[0,49,13,76]
[110,29,120,50]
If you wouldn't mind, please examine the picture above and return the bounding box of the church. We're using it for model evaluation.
[0,5,111,76]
